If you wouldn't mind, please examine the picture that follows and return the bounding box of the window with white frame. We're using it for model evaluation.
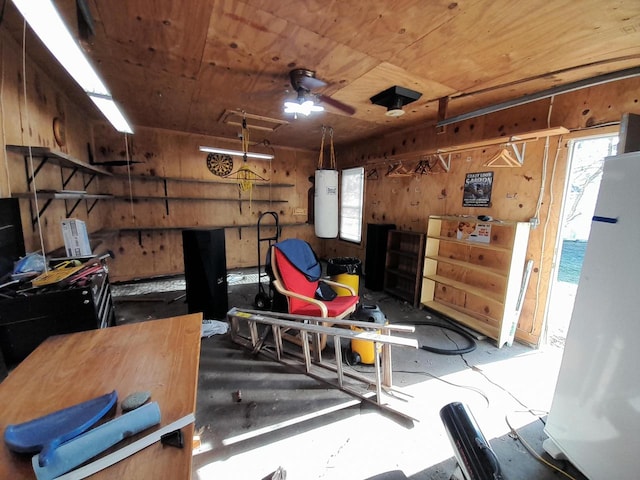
[340,167,365,242]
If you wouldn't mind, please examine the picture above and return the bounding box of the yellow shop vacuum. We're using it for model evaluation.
[350,304,387,364]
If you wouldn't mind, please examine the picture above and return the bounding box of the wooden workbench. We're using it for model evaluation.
[0,313,202,479]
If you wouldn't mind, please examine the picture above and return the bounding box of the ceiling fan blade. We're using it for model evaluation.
[296,73,326,91]
[298,76,326,90]
[317,94,356,115]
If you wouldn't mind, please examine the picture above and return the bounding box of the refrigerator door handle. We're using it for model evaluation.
[592,215,618,224]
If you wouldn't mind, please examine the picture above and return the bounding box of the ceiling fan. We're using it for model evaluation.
[284,69,356,116]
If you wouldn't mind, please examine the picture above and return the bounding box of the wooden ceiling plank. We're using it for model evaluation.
[394,0,640,93]
[92,0,213,78]
[8,0,638,148]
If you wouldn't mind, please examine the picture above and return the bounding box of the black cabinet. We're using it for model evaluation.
[182,228,228,320]
[0,271,115,367]
[365,223,396,291]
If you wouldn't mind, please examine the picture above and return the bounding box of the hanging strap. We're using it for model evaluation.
[317,126,336,170]
[317,125,326,169]
[328,127,336,170]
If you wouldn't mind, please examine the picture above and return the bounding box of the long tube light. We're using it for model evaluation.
[199,146,274,160]
[89,95,134,135]
[437,66,640,127]
[11,0,133,134]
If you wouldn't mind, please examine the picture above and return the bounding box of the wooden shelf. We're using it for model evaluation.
[384,286,417,304]
[13,191,113,200]
[421,215,530,348]
[425,255,507,278]
[426,234,511,252]
[111,195,287,203]
[387,248,417,259]
[102,222,308,234]
[423,274,505,304]
[428,214,521,225]
[385,267,416,282]
[422,301,499,340]
[12,191,114,225]
[109,173,294,188]
[7,145,112,177]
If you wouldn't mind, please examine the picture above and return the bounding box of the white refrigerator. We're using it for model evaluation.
[543,151,640,479]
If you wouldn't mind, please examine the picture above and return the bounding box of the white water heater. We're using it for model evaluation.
[314,169,338,238]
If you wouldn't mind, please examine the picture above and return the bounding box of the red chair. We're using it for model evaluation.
[270,242,359,350]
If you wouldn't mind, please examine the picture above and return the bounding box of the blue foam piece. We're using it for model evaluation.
[4,390,117,461]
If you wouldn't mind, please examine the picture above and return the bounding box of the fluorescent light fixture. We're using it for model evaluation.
[284,100,324,116]
[12,0,108,95]
[199,146,274,160]
[89,95,134,134]
[12,0,133,133]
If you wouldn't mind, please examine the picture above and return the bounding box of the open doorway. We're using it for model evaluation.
[545,134,618,348]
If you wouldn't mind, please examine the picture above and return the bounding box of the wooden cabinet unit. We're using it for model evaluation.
[384,230,425,307]
[420,215,530,347]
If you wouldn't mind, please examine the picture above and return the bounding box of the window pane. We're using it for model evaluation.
[340,167,364,242]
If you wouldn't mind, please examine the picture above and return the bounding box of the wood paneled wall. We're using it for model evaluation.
[0,28,317,283]
[329,77,640,345]
[0,29,97,253]
[92,125,317,281]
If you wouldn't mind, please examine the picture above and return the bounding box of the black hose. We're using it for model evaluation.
[413,321,477,355]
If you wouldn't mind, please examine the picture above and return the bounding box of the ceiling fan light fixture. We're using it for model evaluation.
[284,100,324,116]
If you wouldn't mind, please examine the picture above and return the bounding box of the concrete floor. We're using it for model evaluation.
[113,270,588,480]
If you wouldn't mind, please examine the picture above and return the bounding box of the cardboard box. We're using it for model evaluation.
[61,218,92,257]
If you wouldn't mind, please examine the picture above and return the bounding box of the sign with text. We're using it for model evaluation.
[463,171,494,207]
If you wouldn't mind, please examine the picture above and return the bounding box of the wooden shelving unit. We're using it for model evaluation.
[384,230,425,307]
[7,146,115,226]
[8,144,295,227]
[420,215,530,347]
[109,172,294,188]
[105,172,294,215]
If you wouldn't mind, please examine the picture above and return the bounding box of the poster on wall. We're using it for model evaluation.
[463,171,494,207]
[457,220,492,244]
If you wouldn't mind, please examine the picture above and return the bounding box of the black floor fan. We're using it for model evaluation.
[440,402,504,480]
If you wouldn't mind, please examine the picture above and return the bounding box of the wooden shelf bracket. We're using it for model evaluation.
[436,153,451,172]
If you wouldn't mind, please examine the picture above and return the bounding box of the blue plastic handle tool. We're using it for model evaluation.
[4,390,117,458]
[32,401,161,480]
